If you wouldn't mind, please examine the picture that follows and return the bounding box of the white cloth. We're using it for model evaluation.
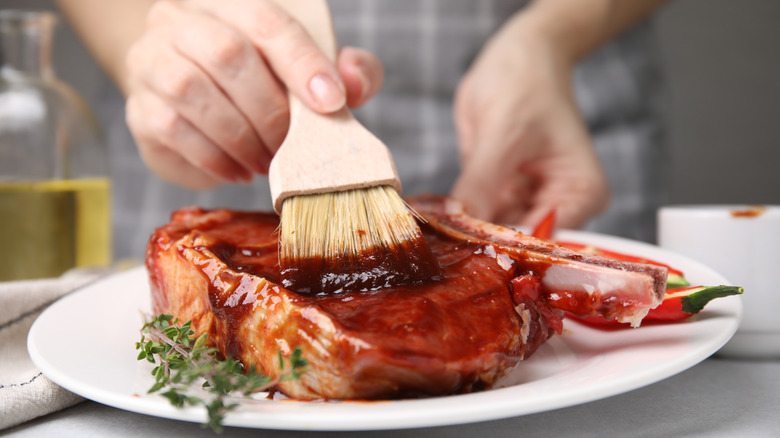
[0,269,107,430]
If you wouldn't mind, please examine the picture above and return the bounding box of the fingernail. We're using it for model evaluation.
[309,74,346,112]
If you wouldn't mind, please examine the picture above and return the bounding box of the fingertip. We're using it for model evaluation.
[338,47,383,107]
[233,168,255,183]
[341,64,369,108]
[308,73,346,113]
[254,153,272,176]
[450,179,483,220]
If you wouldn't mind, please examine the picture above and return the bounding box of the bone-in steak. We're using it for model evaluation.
[146,196,666,400]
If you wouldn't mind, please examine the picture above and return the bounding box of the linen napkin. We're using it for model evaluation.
[0,268,108,430]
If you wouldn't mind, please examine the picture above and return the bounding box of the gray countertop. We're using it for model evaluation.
[4,357,778,438]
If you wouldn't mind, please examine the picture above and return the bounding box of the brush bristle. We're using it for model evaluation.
[278,185,441,294]
[280,185,418,260]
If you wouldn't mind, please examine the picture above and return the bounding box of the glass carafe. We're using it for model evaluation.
[0,10,110,281]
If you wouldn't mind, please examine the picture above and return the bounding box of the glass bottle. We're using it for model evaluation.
[0,10,111,281]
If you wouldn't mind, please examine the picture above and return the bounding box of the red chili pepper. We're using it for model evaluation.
[568,285,743,328]
[530,209,556,241]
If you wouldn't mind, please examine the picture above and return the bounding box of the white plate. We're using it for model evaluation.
[28,230,741,431]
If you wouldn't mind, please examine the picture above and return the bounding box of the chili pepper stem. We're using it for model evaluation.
[679,285,744,314]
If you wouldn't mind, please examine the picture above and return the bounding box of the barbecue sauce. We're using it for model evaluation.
[172,209,609,323]
[154,208,648,336]
[279,234,443,295]
[730,205,766,218]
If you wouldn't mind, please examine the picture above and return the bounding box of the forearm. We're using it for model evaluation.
[516,0,671,64]
[54,0,155,95]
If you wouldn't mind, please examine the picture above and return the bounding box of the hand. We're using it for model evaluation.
[451,15,609,230]
[124,0,384,189]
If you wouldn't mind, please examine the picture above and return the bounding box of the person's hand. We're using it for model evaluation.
[124,0,384,189]
[451,15,609,230]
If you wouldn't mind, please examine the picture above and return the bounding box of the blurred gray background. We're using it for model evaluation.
[5,0,780,206]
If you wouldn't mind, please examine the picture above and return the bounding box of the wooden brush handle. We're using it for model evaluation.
[268,0,401,213]
[275,0,341,142]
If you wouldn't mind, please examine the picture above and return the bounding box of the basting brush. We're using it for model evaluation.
[268,0,440,294]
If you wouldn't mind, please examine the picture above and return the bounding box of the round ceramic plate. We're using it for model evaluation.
[28,230,741,431]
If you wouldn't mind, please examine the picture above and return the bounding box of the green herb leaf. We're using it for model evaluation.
[135,313,307,433]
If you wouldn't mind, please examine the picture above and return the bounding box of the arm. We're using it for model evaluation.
[451,0,671,229]
[54,0,154,95]
[521,0,672,63]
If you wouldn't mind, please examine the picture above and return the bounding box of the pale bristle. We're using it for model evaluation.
[279,185,422,262]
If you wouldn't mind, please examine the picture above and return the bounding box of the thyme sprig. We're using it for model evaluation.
[135,313,307,433]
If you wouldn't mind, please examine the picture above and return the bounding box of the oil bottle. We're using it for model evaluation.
[0,10,110,281]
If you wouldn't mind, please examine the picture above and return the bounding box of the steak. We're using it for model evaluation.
[146,195,667,400]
